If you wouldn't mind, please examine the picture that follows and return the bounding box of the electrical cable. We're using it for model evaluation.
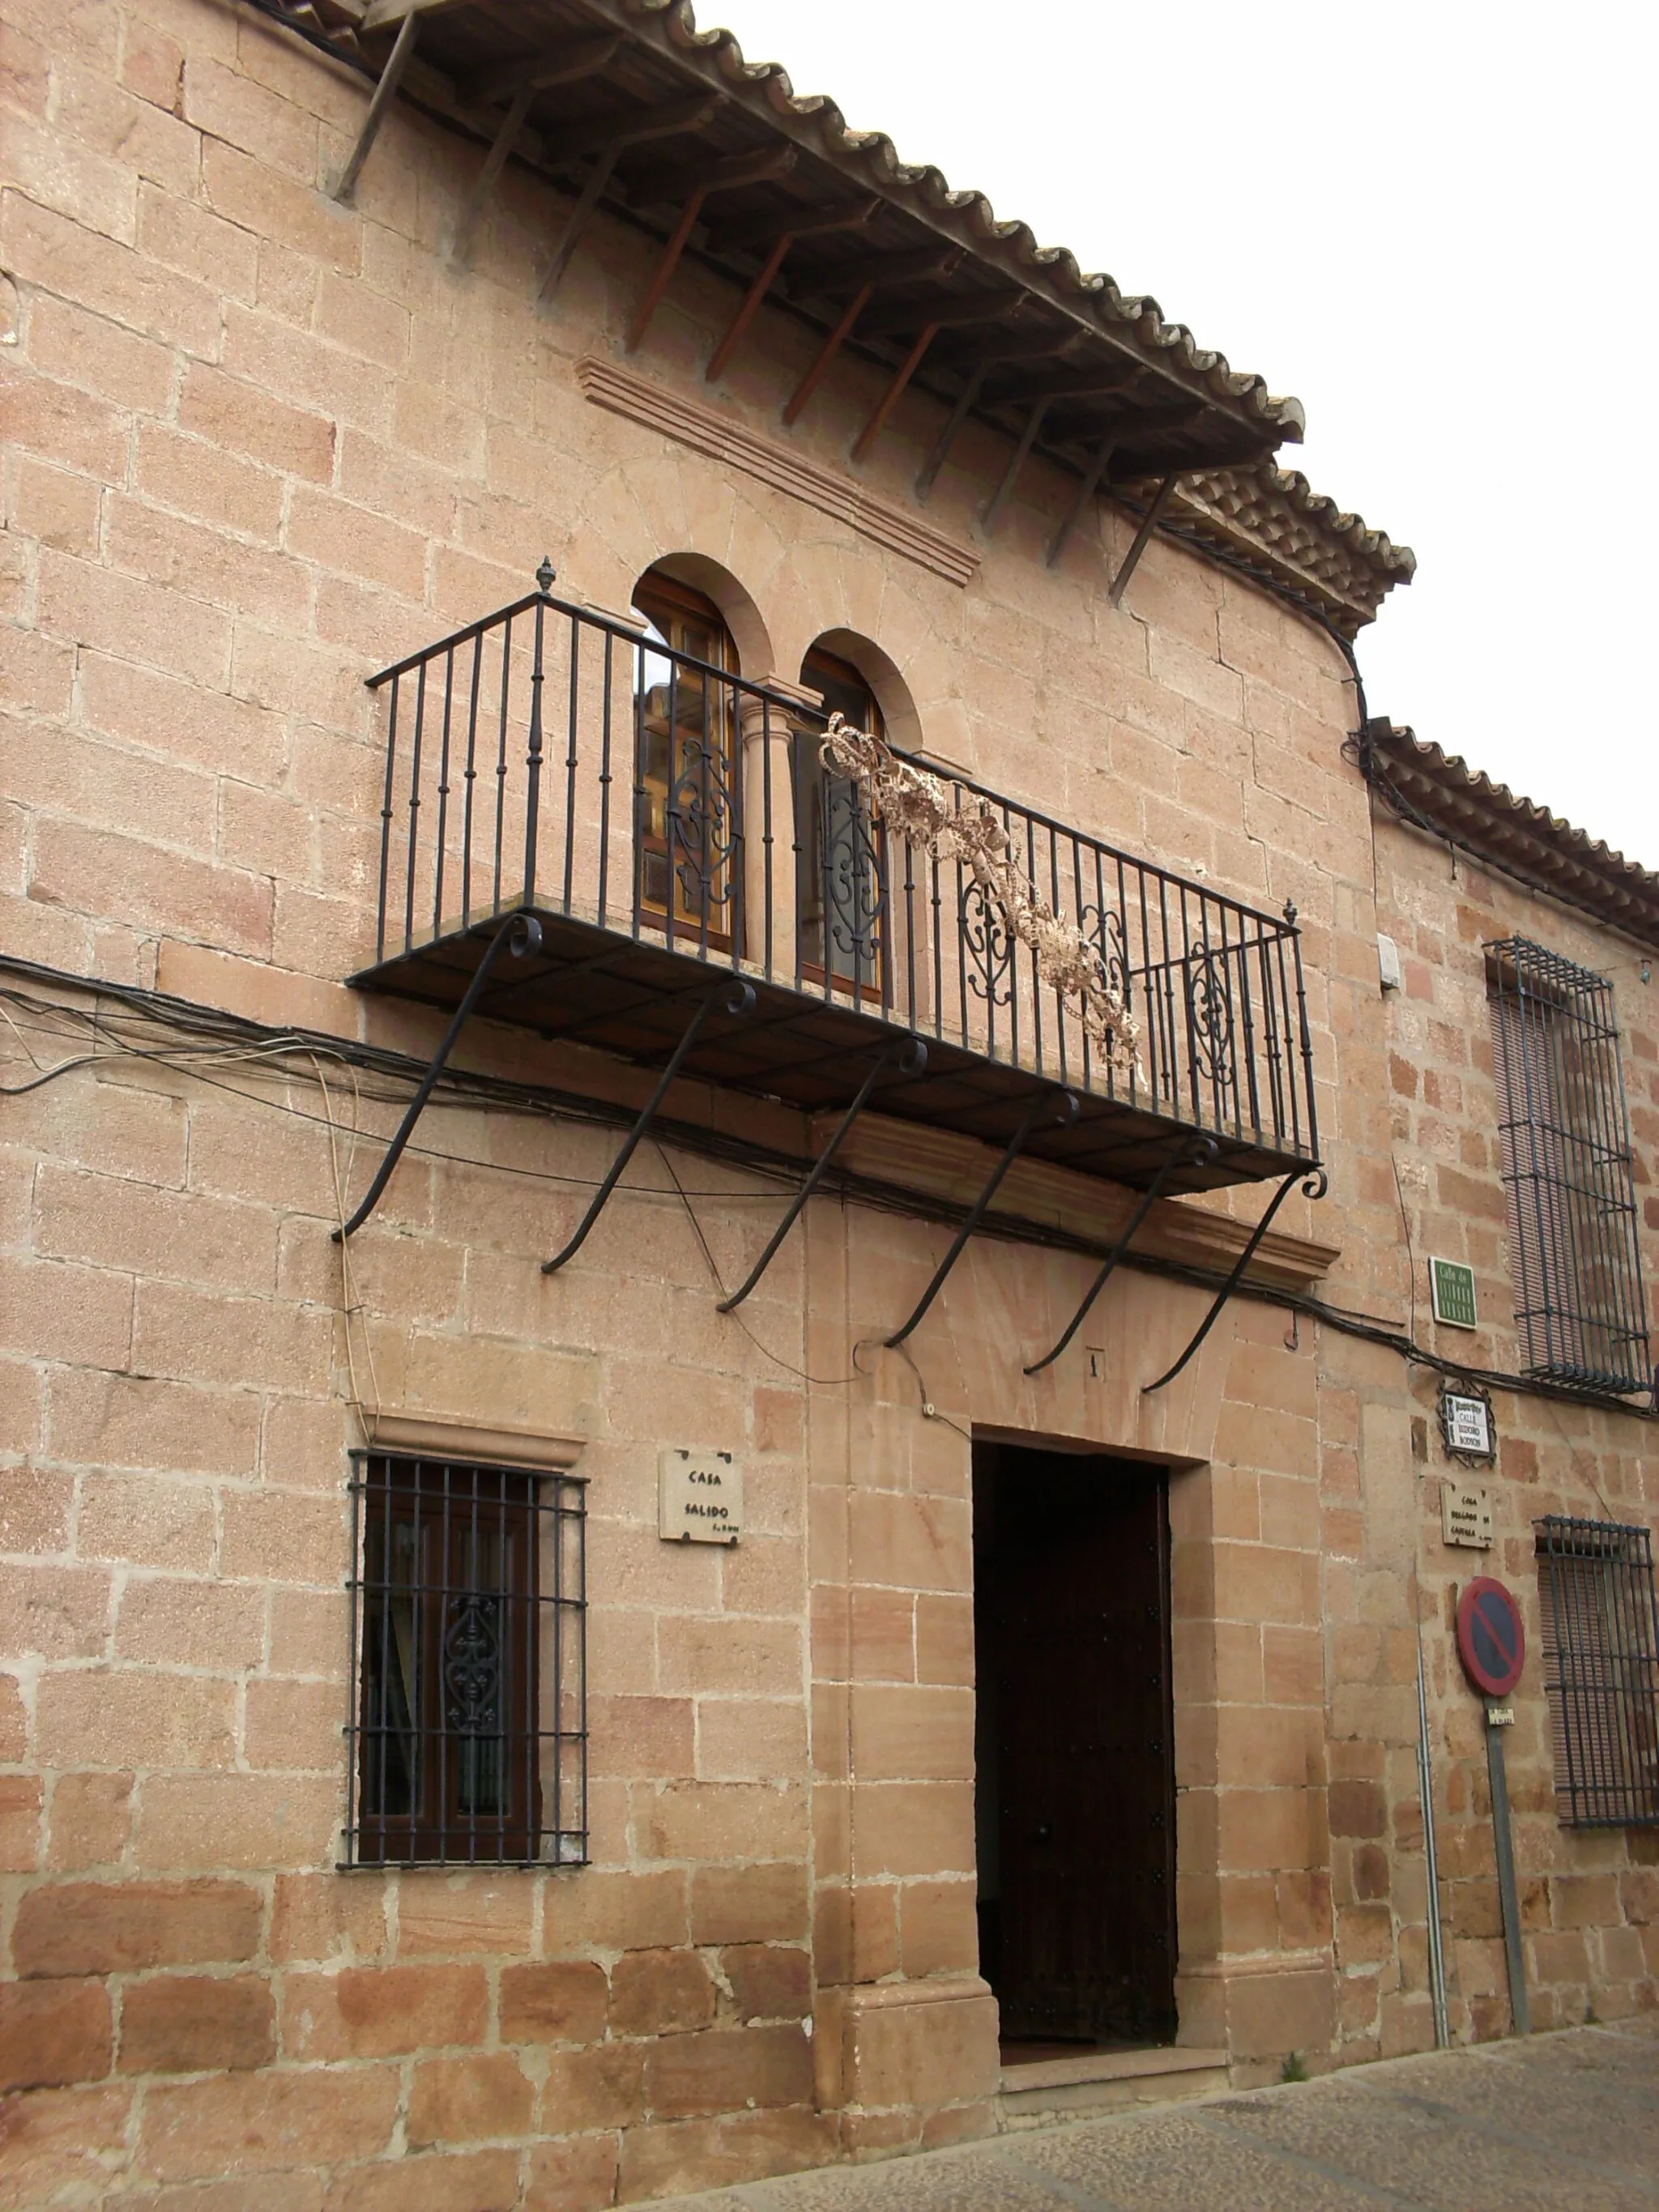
[0,986,791,1205]
[853,1332,972,1443]
[2,953,1651,1424]
[654,1142,861,1389]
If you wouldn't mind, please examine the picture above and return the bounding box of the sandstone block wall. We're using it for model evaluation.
[0,0,1653,2201]
[1365,812,1658,2041]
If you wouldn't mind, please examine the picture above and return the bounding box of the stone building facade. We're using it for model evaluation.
[0,1,1653,2205]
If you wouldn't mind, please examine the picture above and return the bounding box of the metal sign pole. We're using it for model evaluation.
[1484,1698,1530,2037]
[1455,1579,1530,2040]
[1415,1642,1449,2046]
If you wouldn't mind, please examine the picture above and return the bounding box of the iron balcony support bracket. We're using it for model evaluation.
[885,1089,1079,1349]
[335,910,544,1242]
[1024,1136,1218,1377]
[1141,1165,1328,1395]
[543,980,756,1275]
[719,1038,928,1314]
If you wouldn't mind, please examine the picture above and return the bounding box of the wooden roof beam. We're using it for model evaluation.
[624,141,795,211]
[705,198,880,384]
[859,288,1025,338]
[915,361,988,502]
[626,147,798,354]
[540,98,722,303]
[1092,399,1211,456]
[452,36,625,269]
[360,0,467,30]
[913,329,1081,501]
[981,397,1051,534]
[451,79,534,260]
[783,248,960,426]
[706,195,883,258]
[799,244,965,297]
[930,326,1078,370]
[331,9,420,201]
[851,322,939,462]
[459,32,621,114]
[1047,433,1119,567]
[552,93,721,168]
[1108,475,1182,607]
[990,360,1141,407]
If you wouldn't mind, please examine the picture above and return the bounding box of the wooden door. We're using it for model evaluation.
[974,1443,1177,2044]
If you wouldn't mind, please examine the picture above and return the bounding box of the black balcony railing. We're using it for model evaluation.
[352,584,1320,1196]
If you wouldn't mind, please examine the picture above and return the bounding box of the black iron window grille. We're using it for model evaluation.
[1487,938,1649,1395]
[1535,1515,1659,1827]
[344,1454,586,1868]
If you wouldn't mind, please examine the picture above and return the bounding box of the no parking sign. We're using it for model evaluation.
[1454,1575,1530,2036]
[1455,1576,1525,1698]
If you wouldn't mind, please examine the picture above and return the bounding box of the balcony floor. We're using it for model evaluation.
[352,911,1319,1199]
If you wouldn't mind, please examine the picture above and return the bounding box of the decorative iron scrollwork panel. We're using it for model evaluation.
[823,774,884,969]
[669,738,738,917]
[963,877,1014,1006]
[444,1587,506,1817]
[1081,903,1132,1010]
[1186,944,1237,1092]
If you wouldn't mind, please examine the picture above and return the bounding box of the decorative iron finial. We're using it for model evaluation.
[1282,897,1298,926]
[535,556,556,593]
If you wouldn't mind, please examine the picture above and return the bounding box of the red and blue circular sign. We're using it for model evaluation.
[1456,1577,1525,1698]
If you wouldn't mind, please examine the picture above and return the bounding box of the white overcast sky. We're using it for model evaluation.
[710,1,1658,870]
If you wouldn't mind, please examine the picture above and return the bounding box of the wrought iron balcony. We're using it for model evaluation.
[350,578,1320,1214]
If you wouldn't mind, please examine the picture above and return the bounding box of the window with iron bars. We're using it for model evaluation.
[344,1455,586,1868]
[1535,1516,1659,1826]
[1486,938,1649,1395]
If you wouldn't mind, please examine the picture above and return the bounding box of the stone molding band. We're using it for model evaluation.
[578,355,980,588]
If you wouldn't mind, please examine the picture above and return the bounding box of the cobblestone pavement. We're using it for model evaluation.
[651,2021,1659,2211]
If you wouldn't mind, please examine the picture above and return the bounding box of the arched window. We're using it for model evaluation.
[631,569,740,948]
[797,643,885,995]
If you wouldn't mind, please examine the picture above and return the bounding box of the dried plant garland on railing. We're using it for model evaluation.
[819,716,1141,1078]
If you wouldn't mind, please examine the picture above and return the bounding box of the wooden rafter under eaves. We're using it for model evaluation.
[270,0,1410,629]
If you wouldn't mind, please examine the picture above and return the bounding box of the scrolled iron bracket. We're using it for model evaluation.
[335,910,544,1242]
[1141,1163,1327,1396]
[542,979,755,1275]
[719,1038,927,1314]
[884,1089,1079,1350]
[1025,1136,1219,1377]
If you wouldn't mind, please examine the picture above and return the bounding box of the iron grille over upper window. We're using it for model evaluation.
[344,1454,586,1868]
[1536,1515,1659,1826]
[1486,937,1648,1395]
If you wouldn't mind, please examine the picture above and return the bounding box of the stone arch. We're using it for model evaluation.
[801,626,923,753]
[633,553,774,678]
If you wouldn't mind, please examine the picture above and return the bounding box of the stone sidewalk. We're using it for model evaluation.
[650,2021,1659,2211]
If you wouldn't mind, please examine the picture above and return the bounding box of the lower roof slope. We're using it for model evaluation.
[1360,723,1659,948]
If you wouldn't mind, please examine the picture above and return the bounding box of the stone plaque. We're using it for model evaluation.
[1442,1479,1494,1550]
[659,1447,742,1545]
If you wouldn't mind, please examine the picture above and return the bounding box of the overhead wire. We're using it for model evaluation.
[1,953,1651,1424]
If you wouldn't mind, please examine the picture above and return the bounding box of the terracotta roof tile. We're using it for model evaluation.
[247,0,1413,624]
[1365,724,1659,947]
